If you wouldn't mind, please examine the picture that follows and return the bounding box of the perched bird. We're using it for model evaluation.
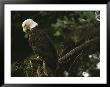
[22,19,58,76]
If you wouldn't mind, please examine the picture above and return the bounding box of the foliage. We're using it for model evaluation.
[11,11,100,77]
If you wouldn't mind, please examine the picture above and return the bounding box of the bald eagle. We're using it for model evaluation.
[22,19,58,76]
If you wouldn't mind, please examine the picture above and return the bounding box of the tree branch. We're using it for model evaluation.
[58,37,100,64]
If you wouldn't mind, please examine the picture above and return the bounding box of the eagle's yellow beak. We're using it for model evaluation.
[23,28,27,33]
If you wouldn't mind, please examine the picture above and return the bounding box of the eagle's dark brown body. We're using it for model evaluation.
[28,27,58,74]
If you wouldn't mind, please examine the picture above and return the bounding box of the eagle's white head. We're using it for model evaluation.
[22,19,38,33]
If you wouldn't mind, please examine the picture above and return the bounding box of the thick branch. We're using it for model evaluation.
[58,37,99,64]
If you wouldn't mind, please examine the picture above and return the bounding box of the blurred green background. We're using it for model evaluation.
[11,11,100,77]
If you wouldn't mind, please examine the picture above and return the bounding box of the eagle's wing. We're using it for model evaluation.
[28,28,58,70]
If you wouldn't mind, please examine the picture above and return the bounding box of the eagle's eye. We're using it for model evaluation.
[24,24,26,28]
